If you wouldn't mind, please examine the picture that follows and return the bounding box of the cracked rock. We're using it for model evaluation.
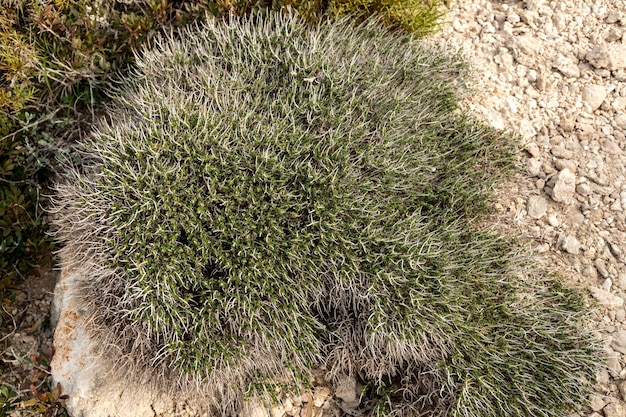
[545,168,576,204]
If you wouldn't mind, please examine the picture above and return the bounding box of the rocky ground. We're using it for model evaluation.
[2,0,626,415]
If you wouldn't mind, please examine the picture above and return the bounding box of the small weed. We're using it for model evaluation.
[0,384,20,417]
[0,332,68,417]
[20,382,68,417]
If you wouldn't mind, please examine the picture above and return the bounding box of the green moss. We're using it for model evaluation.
[328,0,446,35]
[53,12,600,416]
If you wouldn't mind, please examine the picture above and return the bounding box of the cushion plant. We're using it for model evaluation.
[52,12,600,417]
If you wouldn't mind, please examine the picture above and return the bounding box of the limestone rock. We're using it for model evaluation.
[595,258,610,278]
[590,394,607,412]
[526,142,541,157]
[582,84,607,110]
[335,375,362,410]
[614,69,626,82]
[606,11,623,24]
[608,351,622,377]
[576,182,592,196]
[547,214,559,227]
[554,159,577,171]
[606,28,623,43]
[608,241,622,260]
[560,235,581,254]
[52,266,259,417]
[527,195,547,219]
[590,287,624,308]
[313,387,332,408]
[612,330,626,354]
[527,157,543,177]
[553,54,580,78]
[583,265,599,279]
[586,44,626,70]
[545,168,576,204]
[604,401,626,417]
[619,381,626,400]
[602,139,622,155]
[551,145,574,159]
[519,9,539,25]
[505,35,542,55]
[270,406,285,417]
[614,97,626,111]
[245,403,270,417]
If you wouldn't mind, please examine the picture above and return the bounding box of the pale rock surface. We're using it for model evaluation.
[612,330,626,355]
[553,54,581,78]
[586,44,626,71]
[619,381,626,400]
[607,350,622,377]
[246,403,270,417]
[526,142,541,157]
[577,182,592,196]
[614,97,626,111]
[603,401,626,417]
[527,157,543,176]
[334,375,362,410]
[313,387,332,408]
[527,195,548,219]
[561,235,581,254]
[589,287,624,309]
[546,168,576,204]
[602,138,622,154]
[590,394,607,412]
[596,258,610,279]
[582,84,608,110]
[52,267,211,417]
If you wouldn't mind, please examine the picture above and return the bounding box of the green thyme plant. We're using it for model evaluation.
[52,12,600,416]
